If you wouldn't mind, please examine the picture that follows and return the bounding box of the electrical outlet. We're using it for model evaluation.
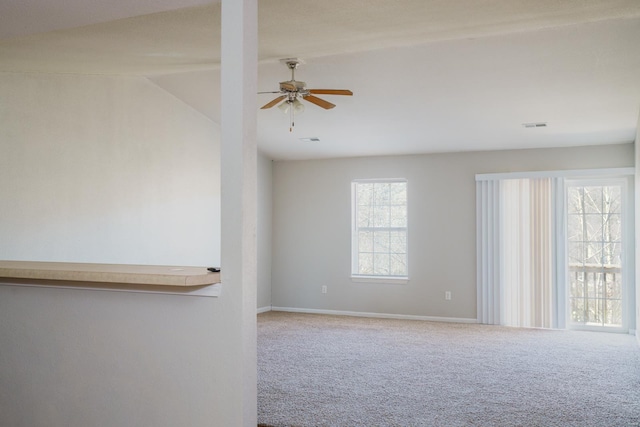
[445,291,452,300]
[322,285,327,294]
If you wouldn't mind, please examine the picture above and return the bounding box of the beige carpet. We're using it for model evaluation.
[258,311,640,427]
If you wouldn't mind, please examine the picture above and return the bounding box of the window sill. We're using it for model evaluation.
[351,275,409,284]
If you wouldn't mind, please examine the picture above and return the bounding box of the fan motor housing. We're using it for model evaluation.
[280,80,306,91]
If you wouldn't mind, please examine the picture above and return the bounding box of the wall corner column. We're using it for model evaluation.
[220,0,258,425]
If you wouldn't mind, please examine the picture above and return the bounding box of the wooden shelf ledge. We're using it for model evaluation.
[0,261,222,297]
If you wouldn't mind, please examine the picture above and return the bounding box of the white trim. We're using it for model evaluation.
[476,167,634,182]
[570,324,629,334]
[553,177,567,329]
[352,178,408,183]
[0,281,222,297]
[351,275,409,284]
[271,306,477,324]
[257,306,272,314]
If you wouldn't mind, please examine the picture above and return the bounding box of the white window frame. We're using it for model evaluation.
[563,176,632,333]
[351,178,409,283]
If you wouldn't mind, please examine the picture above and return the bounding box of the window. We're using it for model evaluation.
[566,181,626,330]
[352,179,408,279]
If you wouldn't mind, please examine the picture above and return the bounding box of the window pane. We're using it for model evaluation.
[568,242,583,265]
[606,272,621,299]
[609,242,621,265]
[390,182,407,204]
[357,183,374,205]
[567,214,584,241]
[601,242,614,265]
[585,242,602,265]
[374,183,391,205]
[586,272,603,299]
[390,231,406,254]
[570,272,585,297]
[374,205,390,227]
[390,206,407,227]
[373,254,390,275]
[358,253,373,275]
[604,214,621,242]
[373,231,390,253]
[585,214,603,242]
[604,186,621,213]
[390,253,407,276]
[583,187,603,214]
[585,298,602,324]
[571,297,585,323]
[605,299,622,326]
[358,231,373,252]
[567,187,583,214]
[357,206,373,228]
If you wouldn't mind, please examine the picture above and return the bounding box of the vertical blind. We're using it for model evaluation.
[500,179,553,328]
[476,180,501,324]
[477,177,555,327]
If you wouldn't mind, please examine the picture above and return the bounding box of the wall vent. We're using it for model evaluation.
[299,137,320,142]
[522,122,547,128]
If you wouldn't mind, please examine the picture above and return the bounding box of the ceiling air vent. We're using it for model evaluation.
[522,122,547,128]
[299,137,320,142]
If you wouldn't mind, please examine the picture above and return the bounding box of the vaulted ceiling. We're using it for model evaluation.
[1,0,639,159]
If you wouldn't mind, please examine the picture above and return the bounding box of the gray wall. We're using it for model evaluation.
[258,152,273,310]
[272,143,634,320]
[0,284,239,426]
[0,72,221,266]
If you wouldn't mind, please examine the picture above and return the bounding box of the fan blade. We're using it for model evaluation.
[260,95,286,109]
[258,91,283,94]
[304,94,336,109]
[308,89,353,96]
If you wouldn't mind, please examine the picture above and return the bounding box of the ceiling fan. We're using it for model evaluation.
[259,58,353,132]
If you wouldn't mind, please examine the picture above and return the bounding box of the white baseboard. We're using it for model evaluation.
[257,306,272,314]
[270,306,477,324]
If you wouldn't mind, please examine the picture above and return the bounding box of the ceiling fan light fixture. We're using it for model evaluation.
[292,98,305,113]
[278,101,290,114]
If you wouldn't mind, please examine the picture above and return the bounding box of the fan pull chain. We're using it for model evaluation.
[290,102,294,132]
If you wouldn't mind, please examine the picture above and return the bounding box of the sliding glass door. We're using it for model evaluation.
[566,179,629,331]
[477,169,634,331]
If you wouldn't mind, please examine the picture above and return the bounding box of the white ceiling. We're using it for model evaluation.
[1,0,639,160]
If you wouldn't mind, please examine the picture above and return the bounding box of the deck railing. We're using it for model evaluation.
[567,264,622,326]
